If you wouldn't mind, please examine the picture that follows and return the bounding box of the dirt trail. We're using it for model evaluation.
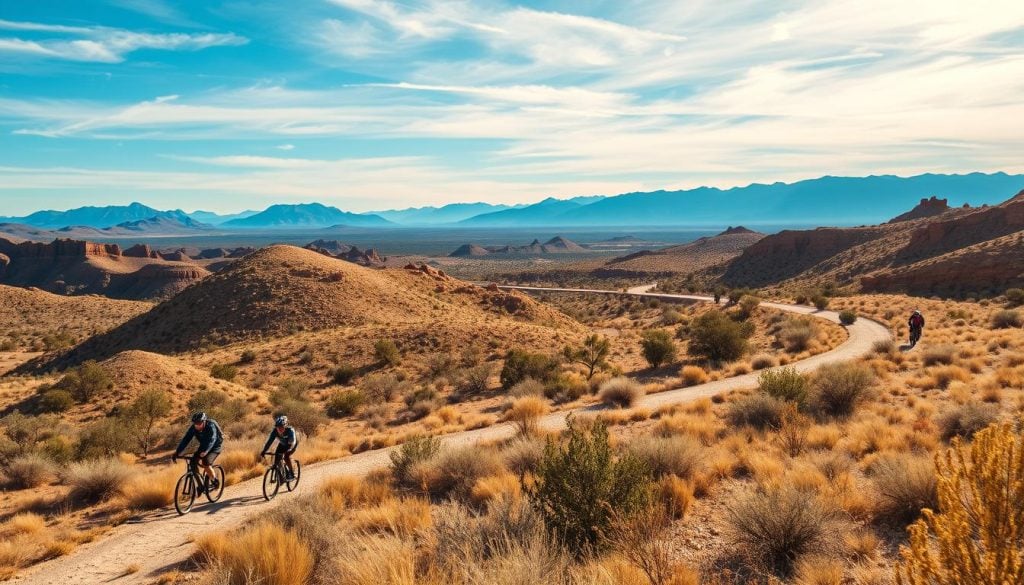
[13,287,891,585]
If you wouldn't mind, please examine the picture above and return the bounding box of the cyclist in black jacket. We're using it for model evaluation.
[261,415,299,480]
[174,412,223,489]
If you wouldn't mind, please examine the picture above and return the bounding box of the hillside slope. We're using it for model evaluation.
[601,227,764,275]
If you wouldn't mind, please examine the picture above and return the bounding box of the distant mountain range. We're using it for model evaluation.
[222,203,393,228]
[4,173,1023,232]
[0,216,214,241]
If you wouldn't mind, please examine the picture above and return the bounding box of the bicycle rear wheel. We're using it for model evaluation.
[262,467,280,501]
[205,466,226,503]
[174,473,196,515]
[285,461,301,492]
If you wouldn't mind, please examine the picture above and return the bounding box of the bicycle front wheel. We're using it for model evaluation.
[174,473,196,515]
[286,461,301,492]
[262,467,280,501]
[205,466,226,503]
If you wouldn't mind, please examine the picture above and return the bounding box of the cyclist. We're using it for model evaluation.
[908,309,925,346]
[261,415,299,481]
[173,412,223,490]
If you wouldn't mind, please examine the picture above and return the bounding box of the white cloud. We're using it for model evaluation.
[0,19,246,63]
[276,144,295,151]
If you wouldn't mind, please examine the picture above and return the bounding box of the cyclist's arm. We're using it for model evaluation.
[260,431,275,454]
[197,423,219,455]
[287,428,299,453]
[175,427,195,456]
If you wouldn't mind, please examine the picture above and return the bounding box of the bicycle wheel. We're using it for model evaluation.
[174,473,196,515]
[262,467,280,501]
[205,466,226,503]
[285,460,301,492]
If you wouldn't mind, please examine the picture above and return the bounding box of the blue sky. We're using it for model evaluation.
[1,0,1023,215]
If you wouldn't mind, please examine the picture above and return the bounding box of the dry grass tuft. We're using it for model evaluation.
[598,377,645,408]
[121,467,178,510]
[63,458,135,505]
[504,396,549,436]
[679,365,709,386]
[195,521,314,585]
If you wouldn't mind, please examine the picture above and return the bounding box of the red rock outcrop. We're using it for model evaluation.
[888,196,952,223]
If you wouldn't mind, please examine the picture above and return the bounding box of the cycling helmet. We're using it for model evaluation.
[191,412,208,424]
[913,309,921,315]
[275,415,288,427]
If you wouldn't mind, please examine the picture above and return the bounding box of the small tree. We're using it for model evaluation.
[529,417,651,554]
[125,389,172,456]
[374,339,401,366]
[737,295,761,319]
[563,334,611,379]
[897,424,1024,585]
[57,360,111,403]
[500,349,559,388]
[687,310,752,362]
[640,330,676,369]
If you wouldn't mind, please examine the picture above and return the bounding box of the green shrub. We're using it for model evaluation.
[330,364,357,385]
[274,399,325,437]
[187,389,228,413]
[37,388,75,413]
[992,310,1021,329]
[727,394,787,430]
[361,372,407,402]
[778,317,818,352]
[562,334,610,379]
[456,364,493,397]
[838,310,857,325]
[810,361,874,418]
[55,360,111,403]
[210,363,238,381]
[41,331,75,351]
[737,295,761,319]
[640,329,676,368]
[500,349,559,389]
[812,295,830,310]
[1005,288,1024,307]
[0,413,57,457]
[76,417,131,459]
[270,377,311,405]
[687,310,752,362]
[239,350,257,364]
[758,367,808,406]
[374,339,401,366]
[529,418,651,554]
[390,435,441,489]
[125,389,172,456]
[544,373,588,404]
[422,447,504,500]
[325,389,365,418]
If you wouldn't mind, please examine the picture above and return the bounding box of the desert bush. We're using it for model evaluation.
[330,364,356,385]
[725,483,840,576]
[41,331,74,351]
[992,309,1022,329]
[426,353,455,379]
[598,377,645,408]
[423,447,504,501]
[3,453,56,489]
[187,389,228,413]
[390,435,441,489]
[1005,288,1024,307]
[77,416,132,459]
[505,396,549,435]
[502,437,545,478]
[374,339,401,366]
[750,354,776,370]
[361,372,406,402]
[873,339,896,355]
[270,377,311,405]
[679,365,709,386]
[0,412,57,458]
[687,310,752,362]
[809,361,874,418]
[759,367,808,406]
[937,402,999,441]
[274,399,325,437]
[36,388,75,413]
[509,377,545,399]
[779,317,818,352]
[627,435,702,479]
[121,468,178,510]
[543,372,588,403]
[871,454,938,525]
[737,295,761,319]
[456,364,493,397]
[562,334,611,379]
[727,394,786,430]
[812,295,830,310]
[125,389,172,456]
[530,418,651,554]
[896,424,1024,585]
[326,389,365,418]
[64,458,134,504]
[640,329,677,368]
[210,363,238,381]
[55,360,111,403]
[239,349,257,364]
[922,344,956,366]
[501,349,559,388]
[838,310,857,325]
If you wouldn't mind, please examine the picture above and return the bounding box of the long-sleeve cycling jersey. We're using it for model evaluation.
[262,426,299,454]
[175,419,223,455]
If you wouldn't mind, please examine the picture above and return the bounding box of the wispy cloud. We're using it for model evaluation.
[0,18,246,62]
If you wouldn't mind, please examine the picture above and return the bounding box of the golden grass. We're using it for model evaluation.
[4,512,46,536]
[679,365,709,387]
[121,467,179,510]
[469,472,521,507]
[794,555,844,585]
[351,498,432,537]
[318,475,394,513]
[657,475,694,519]
[504,396,549,435]
[194,521,314,585]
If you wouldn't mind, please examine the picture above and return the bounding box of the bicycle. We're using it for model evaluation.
[261,451,301,501]
[910,326,922,347]
[172,453,225,515]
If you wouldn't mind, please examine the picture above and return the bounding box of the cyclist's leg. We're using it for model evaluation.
[201,452,219,480]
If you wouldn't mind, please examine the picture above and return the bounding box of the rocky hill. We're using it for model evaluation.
[0,237,211,300]
[449,236,587,257]
[599,226,764,275]
[303,240,385,267]
[718,191,1024,296]
[888,196,956,223]
[27,245,581,369]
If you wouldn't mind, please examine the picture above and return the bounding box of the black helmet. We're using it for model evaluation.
[275,415,288,427]
[191,412,208,424]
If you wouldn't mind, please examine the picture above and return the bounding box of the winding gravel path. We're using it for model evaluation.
[13,286,891,585]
